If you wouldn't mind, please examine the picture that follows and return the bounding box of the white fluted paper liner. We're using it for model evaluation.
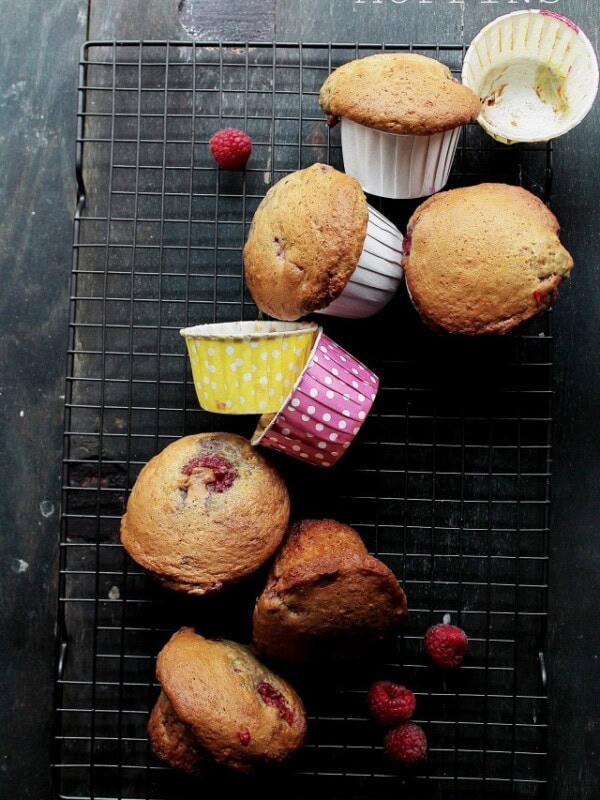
[462,10,599,144]
[317,205,404,318]
[341,117,461,200]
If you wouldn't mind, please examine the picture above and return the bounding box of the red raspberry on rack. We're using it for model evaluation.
[209,128,252,170]
[368,681,416,726]
[423,623,468,669]
[384,722,427,764]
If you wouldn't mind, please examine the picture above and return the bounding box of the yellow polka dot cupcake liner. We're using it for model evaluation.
[180,320,320,414]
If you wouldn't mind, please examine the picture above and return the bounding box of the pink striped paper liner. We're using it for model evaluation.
[252,331,379,467]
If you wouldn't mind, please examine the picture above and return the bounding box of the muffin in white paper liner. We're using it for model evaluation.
[252,331,379,468]
[462,10,599,144]
[341,118,461,200]
[317,204,404,318]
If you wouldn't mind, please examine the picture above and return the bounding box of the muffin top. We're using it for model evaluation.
[120,432,289,594]
[403,183,574,335]
[253,518,408,663]
[243,164,368,320]
[156,629,307,771]
[319,53,481,135]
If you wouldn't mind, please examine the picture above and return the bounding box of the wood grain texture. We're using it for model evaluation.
[179,0,275,40]
[88,0,275,40]
[0,0,88,797]
[547,6,600,800]
[89,0,182,38]
[275,0,463,42]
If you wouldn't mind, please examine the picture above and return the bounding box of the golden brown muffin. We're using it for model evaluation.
[120,432,290,595]
[403,183,574,335]
[253,519,408,663]
[154,628,307,772]
[243,163,368,320]
[319,53,481,135]
[148,691,206,776]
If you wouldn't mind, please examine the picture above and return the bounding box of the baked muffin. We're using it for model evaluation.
[319,53,481,199]
[150,628,307,773]
[403,183,574,335]
[319,53,481,136]
[243,163,404,320]
[253,519,408,663]
[148,690,206,776]
[120,432,290,595]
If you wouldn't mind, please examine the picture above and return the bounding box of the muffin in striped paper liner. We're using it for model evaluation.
[243,164,404,321]
[317,204,404,318]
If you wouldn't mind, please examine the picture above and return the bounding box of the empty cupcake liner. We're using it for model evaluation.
[341,117,461,200]
[317,205,404,319]
[462,10,599,144]
[180,320,319,414]
[252,331,379,467]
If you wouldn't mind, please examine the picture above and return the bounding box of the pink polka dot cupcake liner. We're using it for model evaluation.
[252,331,379,467]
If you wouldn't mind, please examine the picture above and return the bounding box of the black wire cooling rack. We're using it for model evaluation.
[55,41,555,800]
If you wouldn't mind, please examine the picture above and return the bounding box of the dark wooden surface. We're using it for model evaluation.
[1,0,598,798]
[0,1,88,798]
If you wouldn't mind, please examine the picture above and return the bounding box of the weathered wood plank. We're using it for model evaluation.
[276,0,463,43]
[89,0,276,41]
[0,0,88,797]
[179,0,276,40]
[89,0,183,39]
[546,7,600,800]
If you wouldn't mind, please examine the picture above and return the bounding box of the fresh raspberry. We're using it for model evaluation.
[384,722,427,764]
[423,623,468,669]
[368,681,416,726]
[209,128,252,170]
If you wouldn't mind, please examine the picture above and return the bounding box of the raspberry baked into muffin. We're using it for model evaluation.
[120,432,290,594]
[253,519,408,662]
[148,628,307,773]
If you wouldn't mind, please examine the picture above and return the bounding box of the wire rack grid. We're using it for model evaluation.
[55,41,554,800]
